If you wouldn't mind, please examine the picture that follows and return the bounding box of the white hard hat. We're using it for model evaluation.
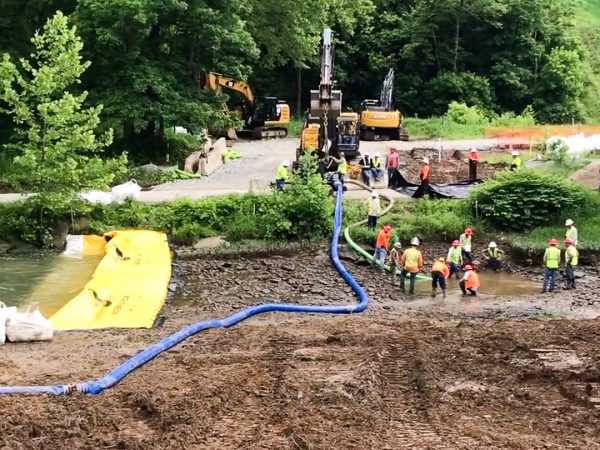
[565,219,574,226]
[371,191,379,198]
[489,241,497,248]
[410,237,420,246]
[374,152,380,157]
[282,160,290,167]
[364,152,370,156]
[471,148,478,152]
[422,157,429,164]
[511,151,519,156]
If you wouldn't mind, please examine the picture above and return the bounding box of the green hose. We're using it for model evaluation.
[343,179,431,281]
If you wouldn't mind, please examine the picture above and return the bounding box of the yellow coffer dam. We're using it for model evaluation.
[50,230,172,331]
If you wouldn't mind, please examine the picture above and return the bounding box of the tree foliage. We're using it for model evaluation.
[0,11,126,243]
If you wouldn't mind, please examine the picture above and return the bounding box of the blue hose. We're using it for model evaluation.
[0,185,368,395]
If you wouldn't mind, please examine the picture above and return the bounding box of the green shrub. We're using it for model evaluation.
[445,101,488,125]
[225,214,262,242]
[171,223,216,245]
[468,169,600,231]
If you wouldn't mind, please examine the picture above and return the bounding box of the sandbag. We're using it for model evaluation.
[6,308,53,343]
[111,179,142,204]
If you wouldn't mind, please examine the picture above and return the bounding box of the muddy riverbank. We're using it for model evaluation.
[1,249,599,449]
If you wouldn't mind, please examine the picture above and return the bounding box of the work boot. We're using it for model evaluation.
[431,289,437,298]
[442,289,447,299]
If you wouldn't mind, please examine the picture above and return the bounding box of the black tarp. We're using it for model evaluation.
[390,171,482,199]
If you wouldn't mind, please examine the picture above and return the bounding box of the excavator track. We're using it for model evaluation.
[252,127,288,140]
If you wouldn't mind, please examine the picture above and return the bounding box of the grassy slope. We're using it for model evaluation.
[575,0,600,122]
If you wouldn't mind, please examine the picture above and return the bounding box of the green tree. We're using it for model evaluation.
[0,11,126,244]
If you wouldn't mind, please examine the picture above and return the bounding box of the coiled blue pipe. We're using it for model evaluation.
[0,185,368,395]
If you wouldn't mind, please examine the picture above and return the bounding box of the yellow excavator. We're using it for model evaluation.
[204,72,291,139]
[360,68,409,141]
[297,29,360,161]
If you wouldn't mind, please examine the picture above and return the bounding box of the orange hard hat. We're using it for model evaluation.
[465,228,473,235]
[564,238,573,245]
[464,264,473,271]
[549,238,558,246]
[452,240,460,246]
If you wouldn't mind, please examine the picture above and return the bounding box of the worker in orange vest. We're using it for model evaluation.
[468,148,479,181]
[459,264,480,296]
[431,257,450,298]
[371,224,392,269]
[419,157,432,198]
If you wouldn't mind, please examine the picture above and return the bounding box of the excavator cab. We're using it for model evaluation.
[336,113,360,158]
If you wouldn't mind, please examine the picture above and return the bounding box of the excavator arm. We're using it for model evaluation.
[204,72,255,118]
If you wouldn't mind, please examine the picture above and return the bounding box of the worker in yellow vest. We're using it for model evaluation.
[510,151,523,171]
[564,238,579,290]
[275,160,290,191]
[564,219,578,247]
[400,237,424,294]
[336,152,348,184]
[481,241,504,271]
[446,239,463,279]
[542,238,561,293]
[459,227,474,263]
[366,191,381,229]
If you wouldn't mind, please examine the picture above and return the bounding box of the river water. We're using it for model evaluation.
[0,254,101,317]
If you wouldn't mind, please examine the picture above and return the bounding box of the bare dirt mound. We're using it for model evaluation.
[570,160,600,190]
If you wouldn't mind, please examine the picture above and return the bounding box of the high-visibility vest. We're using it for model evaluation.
[511,157,523,170]
[565,227,578,245]
[465,270,480,289]
[372,158,382,168]
[460,234,472,248]
[402,248,422,271]
[447,246,462,264]
[338,159,348,174]
[276,164,288,180]
[489,248,500,259]
[565,246,579,266]
[420,165,431,181]
[431,261,449,278]
[544,247,561,269]
[368,198,381,216]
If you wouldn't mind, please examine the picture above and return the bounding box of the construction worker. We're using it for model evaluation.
[459,227,474,264]
[359,152,372,186]
[564,219,578,247]
[542,238,561,293]
[367,191,381,230]
[431,257,449,298]
[275,160,290,191]
[417,157,432,198]
[447,240,463,279]
[564,238,579,290]
[510,151,523,171]
[468,148,479,181]
[389,242,402,286]
[371,224,392,269]
[336,152,348,183]
[459,264,480,296]
[386,148,399,187]
[481,241,504,271]
[400,237,423,294]
[371,152,384,181]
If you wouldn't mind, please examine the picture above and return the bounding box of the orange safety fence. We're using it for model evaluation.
[485,125,600,150]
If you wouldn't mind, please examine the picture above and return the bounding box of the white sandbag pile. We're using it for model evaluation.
[0,302,54,345]
[80,179,142,205]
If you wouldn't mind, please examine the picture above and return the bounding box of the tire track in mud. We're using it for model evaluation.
[378,336,477,449]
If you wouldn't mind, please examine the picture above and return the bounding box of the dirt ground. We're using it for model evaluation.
[1,247,600,449]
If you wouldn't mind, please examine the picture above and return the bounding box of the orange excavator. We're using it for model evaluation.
[204,72,290,139]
